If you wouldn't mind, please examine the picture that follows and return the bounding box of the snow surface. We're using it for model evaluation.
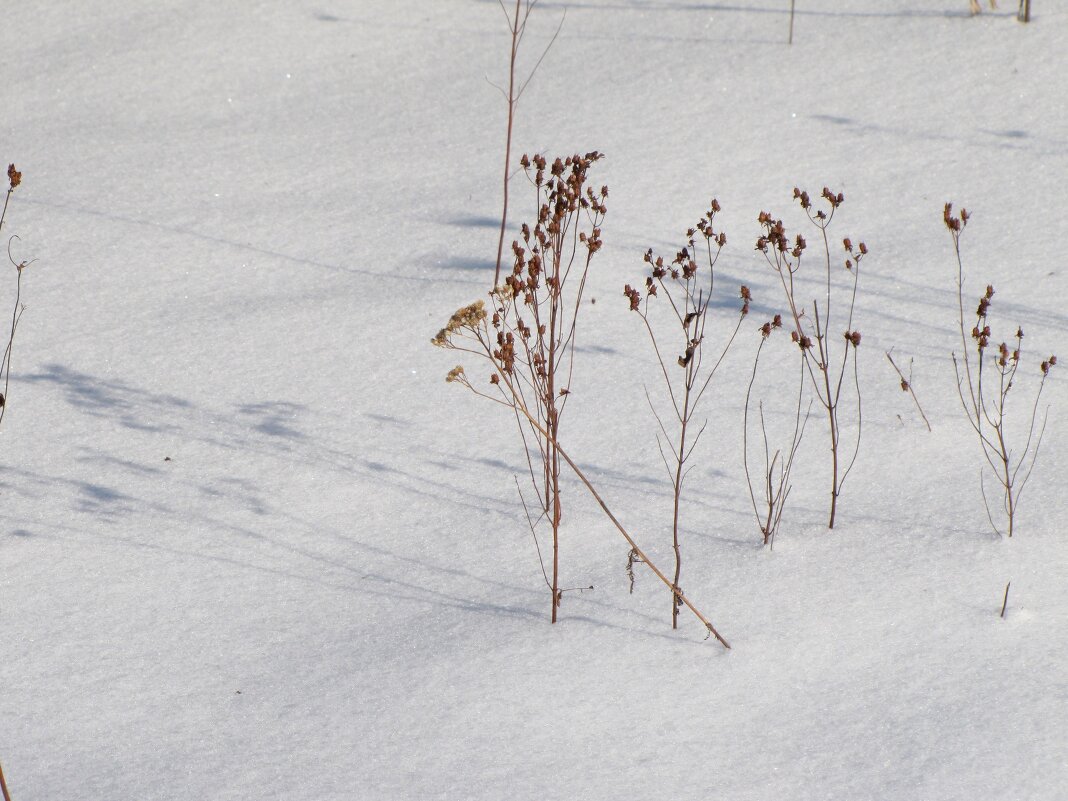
[2,1,1067,799]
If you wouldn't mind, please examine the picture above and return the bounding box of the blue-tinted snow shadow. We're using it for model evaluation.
[24,364,311,446]
[436,256,497,272]
[809,114,1065,157]
[447,215,500,229]
[23,364,190,433]
[18,196,481,285]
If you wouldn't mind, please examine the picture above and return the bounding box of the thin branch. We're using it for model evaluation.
[516,10,567,101]
[885,349,932,432]
[515,475,552,591]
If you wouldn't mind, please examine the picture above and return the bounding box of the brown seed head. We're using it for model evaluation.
[7,164,20,190]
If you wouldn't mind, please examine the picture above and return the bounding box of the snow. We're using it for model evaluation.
[1,1,1066,798]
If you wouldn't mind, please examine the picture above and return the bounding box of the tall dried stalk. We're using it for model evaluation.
[0,164,27,427]
[624,201,748,628]
[491,0,565,287]
[756,187,866,529]
[743,318,809,548]
[0,163,24,801]
[0,758,10,801]
[945,203,1056,537]
[437,152,605,621]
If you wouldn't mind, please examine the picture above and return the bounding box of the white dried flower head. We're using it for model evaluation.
[432,299,487,346]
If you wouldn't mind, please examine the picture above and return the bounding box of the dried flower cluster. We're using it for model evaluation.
[432,300,487,348]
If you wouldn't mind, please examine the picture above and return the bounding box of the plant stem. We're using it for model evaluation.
[494,0,522,288]
[671,380,692,630]
[0,758,11,801]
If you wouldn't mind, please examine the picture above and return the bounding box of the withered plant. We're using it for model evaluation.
[433,154,730,646]
[756,187,867,529]
[438,152,605,622]
[743,315,809,548]
[945,203,1056,537]
[1,165,28,429]
[490,0,564,287]
[0,163,26,801]
[623,201,748,628]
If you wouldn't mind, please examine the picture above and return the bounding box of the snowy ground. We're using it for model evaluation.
[2,1,1066,798]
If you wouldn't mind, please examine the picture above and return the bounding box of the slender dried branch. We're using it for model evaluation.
[945,203,1057,538]
[886,349,932,432]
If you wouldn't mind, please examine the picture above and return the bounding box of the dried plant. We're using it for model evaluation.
[623,201,748,627]
[743,315,809,548]
[0,163,26,801]
[756,187,867,528]
[945,203,1056,538]
[1,164,29,429]
[490,0,565,287]
[437,152,605,622]
[433,154,729,645]
[885,348,932,432]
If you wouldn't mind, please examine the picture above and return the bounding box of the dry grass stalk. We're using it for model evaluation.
[885,348,932,432]
[1,163,27,428]
[490,0,565,287]
[756,187,867,528]
[945,203,1056,538]
[624,200,748,627]
[744,316,809,548]
[0,758,10,801]
[0,163,23,801]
